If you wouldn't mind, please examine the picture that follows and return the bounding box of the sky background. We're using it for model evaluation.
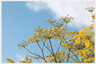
[2,1,95,63]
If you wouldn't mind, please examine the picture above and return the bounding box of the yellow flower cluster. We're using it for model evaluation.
[78,50,88,59]
[82,39,91,49]
[18,40,28,49]
[45,17,56,25]
[67,13,95,63]
[27,25,67,43]
[72,25,94,47]
[59,14,74,23]
[85,7,95,12]
[17,7,95,63]
[60,27,65,31]
[44,51,65,63]
[83,58,95,63]
[5,58,14,63]
[74,38,80,45]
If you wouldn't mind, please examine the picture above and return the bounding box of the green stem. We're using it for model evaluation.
[36,42,47,63]
[24,47,47,63]
[43,41,53,54]
[67,48,70,63]
[49,39,57,63]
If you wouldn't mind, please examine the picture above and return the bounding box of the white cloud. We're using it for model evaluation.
[16,53,24,61]
[26,1,95,29]
[26,1,47,12]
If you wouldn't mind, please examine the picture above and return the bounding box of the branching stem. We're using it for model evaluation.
[49,39,57,63]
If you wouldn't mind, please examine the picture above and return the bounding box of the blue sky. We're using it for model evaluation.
[2,1,94,63]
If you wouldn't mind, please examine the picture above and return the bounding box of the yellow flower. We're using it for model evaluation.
[82,39,85,42]
[85,33,88,37]
[27,37,31,41]
[65,35,68,37]
[25,55,28,61]
[91,58,95,62]
[42,29,48,33]
[91,24,94,26]
[54,37,58,39]
[87,26,93,29]
[93,37,95,40]
[83,59,87,63]
[83,58,95,63]
[78,49,82,55]
[33,32,37,35]
[5,58,14,63]
[60,27,65,31]
[80,57,83,59]
[82,51,87,57]
[53,28,59,30]
[48,27,52,29]
[24,42,28,46]
[78,30,85,37]
[82,28,86,31]
[84,40,91,49]
[74,38,79,45]
[59,19,61,21]
[72,35,78,39]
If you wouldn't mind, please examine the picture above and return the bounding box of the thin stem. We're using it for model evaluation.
[63,36,81,63]
[37,59,41,63]
[82,58,83,63]
[36,43,44,57]
[70,50,81,63]
[41,39,52,53]
[24,47,47,63]
[42,42,44,49]
[67,49,70,63]
[49,39,57,63]
[36,42,47,63]
[55,44,60,56]
[49,39,54,53]
[43,41,53,54]
[65,23,67,35]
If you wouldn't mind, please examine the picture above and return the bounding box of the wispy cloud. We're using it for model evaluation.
[16,54,36,63]
[26,1,47,12]
[26,1,95,29]
[16,53,24,62]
